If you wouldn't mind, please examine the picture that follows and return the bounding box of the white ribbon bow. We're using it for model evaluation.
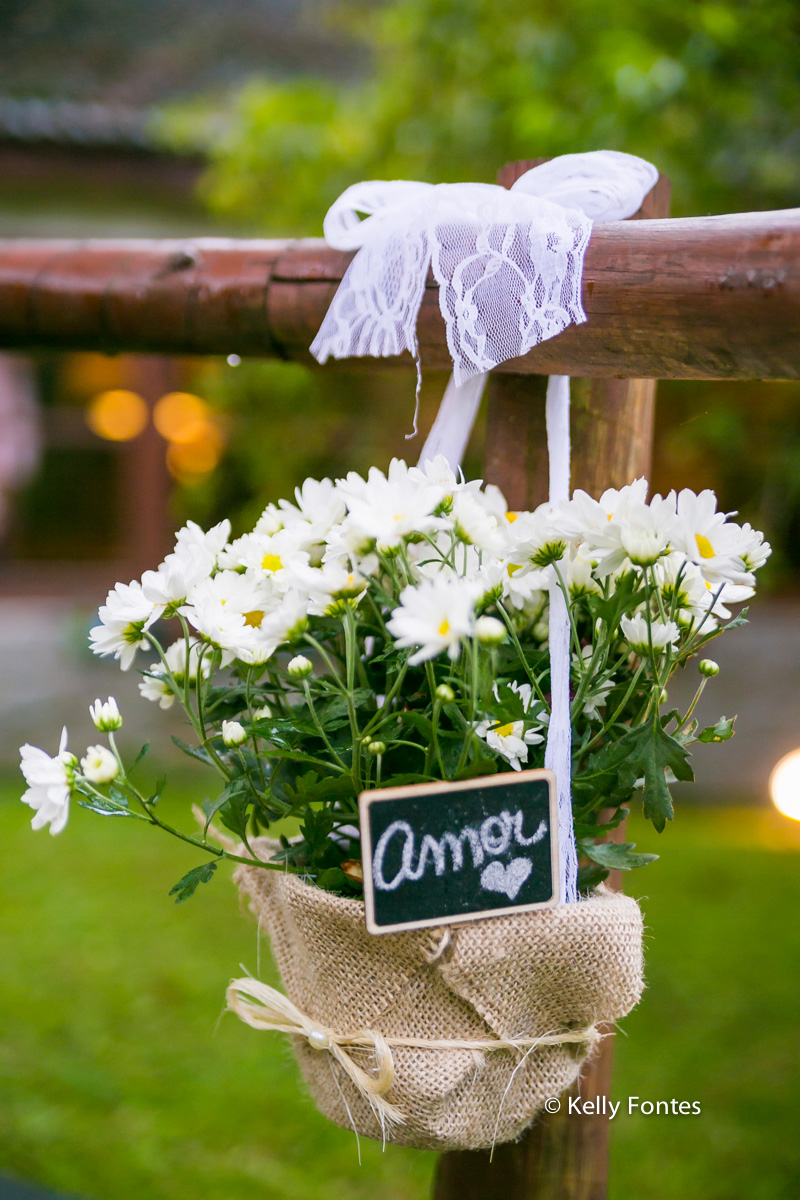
[310,150,658,905]
[311,150,657,389]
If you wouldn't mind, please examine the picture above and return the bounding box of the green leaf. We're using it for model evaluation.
[588,572,647,628]
[725,608,749,629]
[580,840,659,870]
[77,795,136,818]
[316,867,348,892]
[171,736,213,766]
[169,861,218,903]
[587,713,693,832]
[577,862,609,891]
[129,742,149,774]
[148,776,166,806]
[108,786,131,809]
[698,715,736,743]
[454,754,498,780]
[218,783,252,842]
[573,808,629,838]
[376,772,437,787]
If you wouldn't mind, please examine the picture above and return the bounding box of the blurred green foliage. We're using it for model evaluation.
[2,785,798,1198]
[197,0,800,228]
[163,0,800,583]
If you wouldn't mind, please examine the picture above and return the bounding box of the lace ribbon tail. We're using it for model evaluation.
[544,374,579,904]
[417,371,489,470]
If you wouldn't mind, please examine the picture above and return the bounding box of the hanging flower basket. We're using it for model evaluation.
[231,844,643,1151]
[18,457,768,1151]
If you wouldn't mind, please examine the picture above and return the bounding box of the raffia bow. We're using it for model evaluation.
[227,977,603,1130]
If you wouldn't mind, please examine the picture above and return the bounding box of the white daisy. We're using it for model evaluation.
[19,727,75,834]
[620,613,680,655]
[242,590,310,665]
[511,504,568,568]
[559,478,650,545]
[140,545,212,612]
[672,489,769,586]
[89,580,158,670]
[475,681,545,771]
[338,460,444,551]
[591,494,676,575]
[221,529,310,590]
[450,489,507,554]
[173,518,231,572]
[292,560,368,616]
[387,576,479,665]
[279,476,347,561]
[80,745,119,784]
[183,571,271,662]
[139,638,211,709]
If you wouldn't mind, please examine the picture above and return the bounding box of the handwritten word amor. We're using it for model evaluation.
[373,809,547,892]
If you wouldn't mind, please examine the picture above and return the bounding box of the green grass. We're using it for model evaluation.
[1,780,798,1200]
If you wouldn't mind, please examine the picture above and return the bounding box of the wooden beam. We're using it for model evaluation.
[0,208,798,377]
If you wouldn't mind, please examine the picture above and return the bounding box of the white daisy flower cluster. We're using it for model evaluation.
[20,461,768,897]
[83,461,768,767]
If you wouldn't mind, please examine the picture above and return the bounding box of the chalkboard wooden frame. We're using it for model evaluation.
[359,768,560,935]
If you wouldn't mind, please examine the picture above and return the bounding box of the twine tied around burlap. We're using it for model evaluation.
[229,842,644,1152]
[227,975,602,1140]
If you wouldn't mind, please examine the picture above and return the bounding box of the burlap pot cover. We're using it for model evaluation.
[234,846,643,1152]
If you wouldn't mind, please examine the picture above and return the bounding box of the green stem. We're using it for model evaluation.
[674,677,709,733]
[362,661,409,737]
[496,603,549,708]
[302,680,349,769]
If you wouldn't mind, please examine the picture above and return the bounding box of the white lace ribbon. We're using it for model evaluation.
[545,375,578,902]
[311,151,658,905]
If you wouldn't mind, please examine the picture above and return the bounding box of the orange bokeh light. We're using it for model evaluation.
[153,392,213,443]
[165,421,225,481]
[86,390,149,441]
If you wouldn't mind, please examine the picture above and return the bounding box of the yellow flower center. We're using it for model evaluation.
[507,562,522,576]
[262,553,283,572]
[438,618,451,636]
[695,534,715,559]
[505,511,519,524]
[243,610,264,628]
[494,722,516,738]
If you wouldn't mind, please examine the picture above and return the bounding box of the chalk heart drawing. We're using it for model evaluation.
[480,857,532,901]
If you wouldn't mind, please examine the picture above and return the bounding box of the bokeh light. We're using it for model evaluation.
[769,749,800,821]
[153,392,212,443]
[154,390,226,482]
[86,390,149,441]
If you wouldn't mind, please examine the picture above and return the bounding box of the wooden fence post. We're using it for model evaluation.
[432,161,671,1200]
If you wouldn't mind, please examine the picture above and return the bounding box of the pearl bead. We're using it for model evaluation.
[307,1028,331,1051]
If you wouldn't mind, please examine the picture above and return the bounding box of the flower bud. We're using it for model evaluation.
[474,615,506,646]
[698,659,720,677]
[221,719,247,748]
[80,744,119,784]
[533,620,549,642]
[89,697,122,732]
[251,704,272,720]
[287,654,313,680]
[435,683,455,704]
[365,740,386,756]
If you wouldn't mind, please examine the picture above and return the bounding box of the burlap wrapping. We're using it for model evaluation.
[234,844,643,1151]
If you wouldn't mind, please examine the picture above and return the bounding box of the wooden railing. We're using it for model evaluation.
[0,157,796,1199]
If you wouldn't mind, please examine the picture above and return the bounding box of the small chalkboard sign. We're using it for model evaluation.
[359,769,559,935]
